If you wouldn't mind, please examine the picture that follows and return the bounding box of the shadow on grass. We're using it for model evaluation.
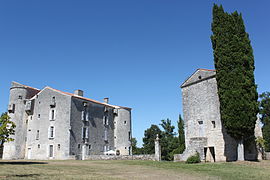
[8,174,40,178]
[0,161,48,165]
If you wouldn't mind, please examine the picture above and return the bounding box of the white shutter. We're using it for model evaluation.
[104,129,108,141]
[48,127,50,138]
[85,127,89,138]
[86,112,89,121]
[54,110,56,120]
[49,110,52,120]
[81,127,84,139]
[81,111,85,121]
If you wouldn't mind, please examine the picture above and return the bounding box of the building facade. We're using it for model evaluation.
[177,69,262,162]
[3,82,132,160]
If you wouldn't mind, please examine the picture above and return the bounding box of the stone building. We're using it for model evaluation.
[175,69,262,162]
[3,82,132,160]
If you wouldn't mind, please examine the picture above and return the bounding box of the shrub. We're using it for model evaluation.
[186,152,201,164]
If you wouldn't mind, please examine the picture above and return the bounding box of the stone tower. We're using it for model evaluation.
[3,82,39,159]
[114,108,132,155]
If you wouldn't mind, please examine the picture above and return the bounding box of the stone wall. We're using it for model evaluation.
[264,152,270,160]
[85,154,155,161]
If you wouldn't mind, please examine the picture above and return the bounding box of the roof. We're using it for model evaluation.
[16,82,131,110]
[11,81,40,91]
[181,69,216,88]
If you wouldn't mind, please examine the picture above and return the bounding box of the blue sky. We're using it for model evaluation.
[0,0,269,146]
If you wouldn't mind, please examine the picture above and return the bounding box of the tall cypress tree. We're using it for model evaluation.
[211,4,258,160]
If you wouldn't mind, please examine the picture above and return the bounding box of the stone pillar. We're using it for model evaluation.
[155,134,161,161]
[82,144,86,160]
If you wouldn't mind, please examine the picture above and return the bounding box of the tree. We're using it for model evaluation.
[159,119,178,160]
[259,92,270,152]
[131,137,143,155]
[0,112,16,147]
[142,125,162,154]
[211,4,258,160]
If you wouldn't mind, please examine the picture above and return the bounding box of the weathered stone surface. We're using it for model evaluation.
[175,69,261,162]
[85,154,155,161]
[3,82,132,160]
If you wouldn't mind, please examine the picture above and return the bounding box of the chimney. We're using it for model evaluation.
[104,97,109,104]
[74,90,84,97]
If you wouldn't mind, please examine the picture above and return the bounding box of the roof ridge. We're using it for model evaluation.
[12,81,40,91]
[47,86,131,110]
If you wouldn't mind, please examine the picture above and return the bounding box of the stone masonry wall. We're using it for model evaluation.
[85,154,155,161]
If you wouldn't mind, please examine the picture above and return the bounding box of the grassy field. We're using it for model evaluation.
[0,160,269,179]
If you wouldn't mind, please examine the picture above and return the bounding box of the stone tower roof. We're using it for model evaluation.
[181,69,216,88]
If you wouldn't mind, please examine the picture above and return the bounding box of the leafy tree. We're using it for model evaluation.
[131,137,144,155]
[259,92,270,151]
[142,125,162,154]
[159,119,178,160]
[211,4,258,160]
[0,112,16,147]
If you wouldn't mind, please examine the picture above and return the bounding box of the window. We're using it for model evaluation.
[198,121,203,125]
[49,126,54,138]
[82,127,88,139]
[212,121,216,128]
[104,129,108,141]
[124,121,127,124]
[49,145,53,157]
[18,95,22,99]
[128,131,131,140]
[58,144,60,150]
[78,144,81,149]
[50,109,55,120]
[81,111,86,121]
[103,115,108,125]
[38,114,40,118]
[38,144,40,148]
[36,130,39,140]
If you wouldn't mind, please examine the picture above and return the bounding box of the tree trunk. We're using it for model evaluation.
[237,138,244,161]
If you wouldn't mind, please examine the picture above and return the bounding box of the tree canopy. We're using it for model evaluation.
[0,112,16,146]
[211,4,258,140]
[259,92,270,151]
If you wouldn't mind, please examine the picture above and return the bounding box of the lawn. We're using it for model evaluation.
[0,160,269,179]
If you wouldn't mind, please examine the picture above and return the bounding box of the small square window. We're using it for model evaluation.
[18,95,22,99]
[38,144,40,148]
[124,121,127,124]
[58,144,60,150]
[38,114,41,118]
[212,121,216,128]
[198,121,203,125]
[78,144,81,149]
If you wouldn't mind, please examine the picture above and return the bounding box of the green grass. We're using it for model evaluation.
[0,160,269,179]
[119,160,270,180]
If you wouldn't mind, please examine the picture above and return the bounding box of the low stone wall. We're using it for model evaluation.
[85,154,155,161]
[265,152,270,160]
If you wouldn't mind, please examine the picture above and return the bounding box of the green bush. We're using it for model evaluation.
[186,152,201,164]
